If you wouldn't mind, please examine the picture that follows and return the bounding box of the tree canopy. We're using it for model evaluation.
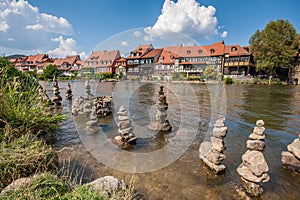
[40,64,61,80]
[249,19,299,75]
[203,66,217,80]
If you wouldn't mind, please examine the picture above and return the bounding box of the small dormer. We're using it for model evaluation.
[210,48,215,54]
[187,50,191,55]
[231,46,237,52]
[198,50,203,54]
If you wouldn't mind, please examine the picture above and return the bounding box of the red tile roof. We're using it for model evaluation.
[164,41,225,58]
[156,49,180,64]
[225,45,251,56]
[141,48,163,59]
[127,44,153,59]
[26,54,48,63]
[84,50,121,68]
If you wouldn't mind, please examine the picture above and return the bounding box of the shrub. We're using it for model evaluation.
[0,60,65,141]
[224,77,233,84]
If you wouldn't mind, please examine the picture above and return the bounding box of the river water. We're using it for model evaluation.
[42,81,300,200]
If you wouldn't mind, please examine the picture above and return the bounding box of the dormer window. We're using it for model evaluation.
[198,50,203,54]
[187,50,191,55]
[210,49,215,54]
[231,47,237,52]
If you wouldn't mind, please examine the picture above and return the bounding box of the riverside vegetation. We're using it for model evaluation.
[0,57,134,199]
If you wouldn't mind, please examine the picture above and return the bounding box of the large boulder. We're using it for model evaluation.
[241,150,269,177]
[87,176,126,196]
[287,138,300,159]
[237,164,270,183]
[281,151,300,172]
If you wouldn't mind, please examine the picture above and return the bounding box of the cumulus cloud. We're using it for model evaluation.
[121,41,130,46]
[26,24,43,30]
[47,36,86,58]
[145,0,223,40]
[0,21,9,32]
[0,0,73,51]
[221,31,228,38]
[133,31,142,37]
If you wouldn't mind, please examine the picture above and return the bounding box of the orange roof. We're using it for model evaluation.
[53,55,80,69]
[164,41,225,58]
[141,48,162,59]
[26,54,48,62]
[156,49,180,64]
[84,50,121,68]
[127,44,153,59]
[224,45,251,56]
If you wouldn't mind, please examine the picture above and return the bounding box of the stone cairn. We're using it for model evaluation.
[281,134,300,172]
[236,120,270,197]
[148,85,172,132]
[199,118,227,174]
[72,79,112,117]
[66,82,73,100]
[86,106,99,134]
[51,76,62,106]
[38,86,52,105]
[113,106,137,147]
[85,79,94,100]
[95,96,112,117]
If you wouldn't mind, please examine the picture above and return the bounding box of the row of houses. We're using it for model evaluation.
[82,41,255,79]
[9,54,83,76]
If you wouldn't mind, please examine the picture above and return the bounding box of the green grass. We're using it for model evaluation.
[0,172,101,200]
[0,135,57,190]
[0,60,65,142]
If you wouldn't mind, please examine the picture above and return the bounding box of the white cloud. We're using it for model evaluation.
[47,36,86,59]
[0,0,73,51]
[221,31,228,38]
[143,35,154,41]
[121,41,130,46]
[26,24,43,30]
[0,21,9,32]
[133,31,142,37]
[145,0,221,40]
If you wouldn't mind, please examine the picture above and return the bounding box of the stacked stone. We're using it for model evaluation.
[83,99,93,117]
[281,134,300,172]
[148,85,172,132]
[38,86,51,104]
[237,120,270,197]
[72,96,84,116]
[51,76,62,106]
[199,118,227,173]
[85,79,94,99]
[94,96,112,117]
[86,107,99,134]
[66,82,73,100]
[113,106,136,146]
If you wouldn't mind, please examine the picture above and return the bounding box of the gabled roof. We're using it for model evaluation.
[225,44,251,56]
[127,44,153,59]
[141,48,163,59]
[156,49,180,64]
[84,50,121,68]
[53,55,80,69]
[163,41,225,58]
[26,54,48,63]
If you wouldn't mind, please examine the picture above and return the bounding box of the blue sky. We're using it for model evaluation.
[0,0,299,58]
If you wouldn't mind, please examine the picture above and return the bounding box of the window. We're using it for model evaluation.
[198,50,203,54]
[187,50,191,55]
[210,49,215,54]
[231,47,237,52]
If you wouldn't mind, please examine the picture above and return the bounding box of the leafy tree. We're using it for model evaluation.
[40,64,61,80]
[203,66,217,80]
[249,20,299,75]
